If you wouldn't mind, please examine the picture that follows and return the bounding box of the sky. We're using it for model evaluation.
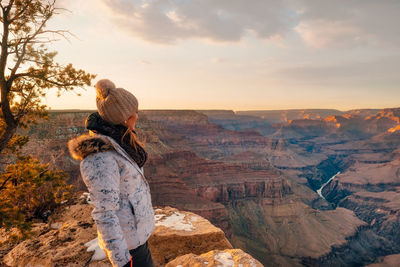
[43,0,400,111]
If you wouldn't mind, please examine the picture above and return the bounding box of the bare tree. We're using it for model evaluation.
[0,0,95,154]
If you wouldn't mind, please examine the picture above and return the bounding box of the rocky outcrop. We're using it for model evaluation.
[149,207,233,266]
[165,249,263,267]
[2,200,236,267]
[3,202,96,267]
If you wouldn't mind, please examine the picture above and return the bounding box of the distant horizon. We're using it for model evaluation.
[47,106,399,113]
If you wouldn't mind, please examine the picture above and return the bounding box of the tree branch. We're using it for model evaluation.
[5,0,14,15]
[8,0,33,23]
[0,173,13,190]
[9,12,50,78]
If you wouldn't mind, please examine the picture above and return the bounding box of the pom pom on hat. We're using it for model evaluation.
[94,79,138,125]
[95,79,116,99]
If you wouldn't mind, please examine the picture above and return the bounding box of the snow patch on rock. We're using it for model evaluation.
[155,212,195,231]
[214,251,235,267]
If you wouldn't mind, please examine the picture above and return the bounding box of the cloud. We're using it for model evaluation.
[98,0,297,44]
[98,0,400,48]
[295,20,363,48]
[296,0,400,48]
[275,56,400,85]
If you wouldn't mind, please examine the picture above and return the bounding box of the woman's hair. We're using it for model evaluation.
[121,128,145,151]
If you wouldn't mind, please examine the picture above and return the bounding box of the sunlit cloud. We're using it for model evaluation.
[97,0,400,49]
[297,0,400,48]
[98,0,296,44]
[295,20,361,48]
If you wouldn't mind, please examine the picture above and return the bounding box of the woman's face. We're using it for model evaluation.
[125,112,138,130]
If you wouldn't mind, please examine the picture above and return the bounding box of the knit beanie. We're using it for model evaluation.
[95,79,138,125]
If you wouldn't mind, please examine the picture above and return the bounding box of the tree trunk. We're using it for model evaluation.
[0,8,17,154]
[0,81,17,153]
[0,122,17,153]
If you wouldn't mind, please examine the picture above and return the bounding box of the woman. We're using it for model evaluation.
[68,79,155,267]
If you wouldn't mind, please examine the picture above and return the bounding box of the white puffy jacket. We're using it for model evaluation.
[68,132,155,267]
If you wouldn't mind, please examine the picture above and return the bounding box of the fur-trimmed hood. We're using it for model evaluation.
[68,133,114,161]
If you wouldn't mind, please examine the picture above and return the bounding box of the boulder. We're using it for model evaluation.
[165,249,263,267]
[149,206,233,266]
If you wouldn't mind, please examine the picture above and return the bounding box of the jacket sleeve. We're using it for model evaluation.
[80,151,131,267]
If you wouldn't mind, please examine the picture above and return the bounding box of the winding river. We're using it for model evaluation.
[317,171,341,200]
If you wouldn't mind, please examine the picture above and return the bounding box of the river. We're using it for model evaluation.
[317,171,341,200]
